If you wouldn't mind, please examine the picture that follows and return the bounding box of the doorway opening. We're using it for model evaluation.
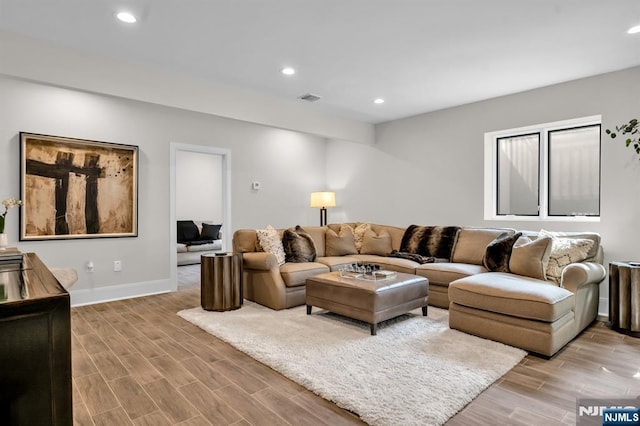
[169,143,231,291]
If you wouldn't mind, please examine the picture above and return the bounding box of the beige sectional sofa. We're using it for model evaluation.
[232,223,605,356]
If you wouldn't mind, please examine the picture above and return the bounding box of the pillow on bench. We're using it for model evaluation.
[201,223,222,240]
[177,220,200,244]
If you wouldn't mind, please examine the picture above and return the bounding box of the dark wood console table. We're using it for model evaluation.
[608,261,640,337]
[0,252,72,425]
[201,253,243,311]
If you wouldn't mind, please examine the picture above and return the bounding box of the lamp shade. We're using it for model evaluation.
[310,191,336,208]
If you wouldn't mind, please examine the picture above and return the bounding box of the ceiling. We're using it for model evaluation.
[1,0,639,124]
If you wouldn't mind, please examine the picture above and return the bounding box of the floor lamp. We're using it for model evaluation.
[310,192,336,226]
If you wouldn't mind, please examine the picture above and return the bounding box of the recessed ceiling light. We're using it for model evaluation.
[116,11,137,24]
[373,98,385,104]
[281,67,296,76]
[628,24,640,34]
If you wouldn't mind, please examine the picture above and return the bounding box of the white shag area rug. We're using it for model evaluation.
[178,301,526,426]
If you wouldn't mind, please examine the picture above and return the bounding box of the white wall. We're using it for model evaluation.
[176,151,223,223]
[3,58,636,314]
[0,75,327,305]
[327,65,640,316]
[0,30,374,145]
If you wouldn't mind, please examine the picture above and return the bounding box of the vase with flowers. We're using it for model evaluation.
[0,197,23,250]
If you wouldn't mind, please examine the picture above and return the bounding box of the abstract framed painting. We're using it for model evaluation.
[20,132,139,241]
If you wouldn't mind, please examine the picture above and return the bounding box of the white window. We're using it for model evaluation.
[484,116,601,222]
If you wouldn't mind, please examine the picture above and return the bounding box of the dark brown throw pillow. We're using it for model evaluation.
[399,225,461,261]
[482,232,523,272]
[282,225,317,263]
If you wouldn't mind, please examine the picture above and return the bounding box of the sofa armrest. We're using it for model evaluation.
[561,261,606,293]
[242,252,280,270]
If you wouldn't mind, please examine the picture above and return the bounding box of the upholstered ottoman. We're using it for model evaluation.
[306,271,429,335]
[448,272,582,356]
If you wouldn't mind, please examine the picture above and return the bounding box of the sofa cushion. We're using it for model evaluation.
[371,224,406,251]
[400,225,460,261]
[200,223,222,240]
[177,243,188,253]
[452,228,515,265]
[415,263,486,286]
[257,225,286,265]
[509,236,552,280]
[177,220,200,243]
[280,262,329,287]
[360,228,392,256]
[351,254,419,274]
[482,232,522,272]
[315,256,360,271]
[539,230,594,284]
[283,226,317,263]
[303,226,327,257]
[449,272,574,322]
[325,224,358,256]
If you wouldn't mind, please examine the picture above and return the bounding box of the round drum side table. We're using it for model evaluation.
[201,253,243,311]
[608,261,640,337]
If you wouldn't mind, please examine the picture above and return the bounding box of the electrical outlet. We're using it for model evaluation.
[113,260,122,272]
[86,261,95,273]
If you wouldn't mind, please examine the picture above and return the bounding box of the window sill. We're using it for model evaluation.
[485,215,600,223]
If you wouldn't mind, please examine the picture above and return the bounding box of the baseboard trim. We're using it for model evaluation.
[69,278,173,307]
[597,296,609,322]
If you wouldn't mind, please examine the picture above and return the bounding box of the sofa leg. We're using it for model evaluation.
[370,323,377,335]
[306,305,312,315]
[422,305,428,316]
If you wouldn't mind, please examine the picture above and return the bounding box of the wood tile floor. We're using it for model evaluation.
[71,269,640,425]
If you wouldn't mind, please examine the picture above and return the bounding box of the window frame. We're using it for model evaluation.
[484,115,601,223]
[495,132,541,217]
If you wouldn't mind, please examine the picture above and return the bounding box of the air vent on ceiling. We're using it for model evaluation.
[298,93,322,102]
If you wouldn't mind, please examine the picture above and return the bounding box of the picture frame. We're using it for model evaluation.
[20,132,139,241]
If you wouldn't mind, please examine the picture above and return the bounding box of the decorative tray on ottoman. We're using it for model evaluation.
[339,263,397,281]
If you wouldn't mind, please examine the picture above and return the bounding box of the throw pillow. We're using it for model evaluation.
[399,225,461,261]
[360,228,392,256]
[325,224,358,256]
[177,220,200,243]
[282,225,317,263]
[539,230,594,284]
[509,236,552,280]
[482,232,522,272]
[200,223,222,240]
[256,225,286,265]
[353,223,370,253]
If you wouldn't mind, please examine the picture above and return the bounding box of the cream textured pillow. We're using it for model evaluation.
[256,225,286,266]
[509,236,552,280]
[354,223,371,253]
[539,230,594,284]
[325,224,358,256]
[360,228,392,256]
